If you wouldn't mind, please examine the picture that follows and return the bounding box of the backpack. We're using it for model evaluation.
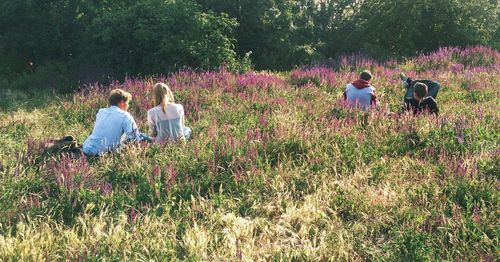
[44,135,82,156]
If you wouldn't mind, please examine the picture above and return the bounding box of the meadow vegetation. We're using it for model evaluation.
[1,0,498,91]
[0,46,498,260]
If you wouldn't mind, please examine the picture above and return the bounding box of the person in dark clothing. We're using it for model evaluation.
[400,73,440,115]
[403,82,439,115]
[400,73,441,100]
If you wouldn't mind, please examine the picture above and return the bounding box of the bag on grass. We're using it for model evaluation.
[44,135,82,156]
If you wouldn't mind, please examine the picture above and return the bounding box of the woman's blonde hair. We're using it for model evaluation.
[152,83,175,113]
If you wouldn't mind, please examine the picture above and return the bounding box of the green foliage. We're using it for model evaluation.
[363,0,498,58]
[0,48,499,260]
[0,0,93,77]
[82,0,239,76]
[2,0,498,91]
[0,0,241,92]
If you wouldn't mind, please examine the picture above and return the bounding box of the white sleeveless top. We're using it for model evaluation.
[147,104,186,142]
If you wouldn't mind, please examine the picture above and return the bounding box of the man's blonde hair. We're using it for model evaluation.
[108,89,132,106]
[152,83,175,113]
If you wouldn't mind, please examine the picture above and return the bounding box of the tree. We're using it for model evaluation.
[81,0,238,76]
[349,0,499,57]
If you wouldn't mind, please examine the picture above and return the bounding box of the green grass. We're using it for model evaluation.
[0,46,499,261]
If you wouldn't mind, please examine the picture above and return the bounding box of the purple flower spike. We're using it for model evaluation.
[100,182,113,196]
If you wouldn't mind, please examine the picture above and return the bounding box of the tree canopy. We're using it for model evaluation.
[0,0,498,91]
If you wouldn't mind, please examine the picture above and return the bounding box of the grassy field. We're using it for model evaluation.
[0,46,498,261]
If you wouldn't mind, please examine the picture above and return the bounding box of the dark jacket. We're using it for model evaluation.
[403,96,439,115]
[403,79,441,99]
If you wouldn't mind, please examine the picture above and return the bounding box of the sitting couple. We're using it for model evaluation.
[82,83,191,156]
[344,70,440,115]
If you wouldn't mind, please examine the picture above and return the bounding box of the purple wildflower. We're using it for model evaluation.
[236,239,242,260]
[450,63,464,73]
[165,164,177,193]
[472,204,481,223]
[128,208,139,222]
[100,182,113,196]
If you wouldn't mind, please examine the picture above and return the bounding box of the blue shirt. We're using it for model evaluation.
[83,106,141,155]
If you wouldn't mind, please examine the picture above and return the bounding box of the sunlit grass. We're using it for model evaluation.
[0,46,498,260]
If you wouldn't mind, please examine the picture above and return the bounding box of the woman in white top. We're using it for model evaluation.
[147,83,192,143]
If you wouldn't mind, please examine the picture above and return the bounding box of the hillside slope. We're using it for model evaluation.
[0,46,498,261]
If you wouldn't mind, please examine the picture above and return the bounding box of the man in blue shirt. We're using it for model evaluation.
[83,89,151,156]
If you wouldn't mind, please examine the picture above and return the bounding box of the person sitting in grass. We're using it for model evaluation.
[344,70,378,110]
[82,89,151,156]
[400,73,440,115]
[147,83,191,143]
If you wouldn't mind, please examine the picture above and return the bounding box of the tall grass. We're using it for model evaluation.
[0,46,498,261]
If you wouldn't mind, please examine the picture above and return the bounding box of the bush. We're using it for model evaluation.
[0,0,498,91]
[81,0,239,76]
